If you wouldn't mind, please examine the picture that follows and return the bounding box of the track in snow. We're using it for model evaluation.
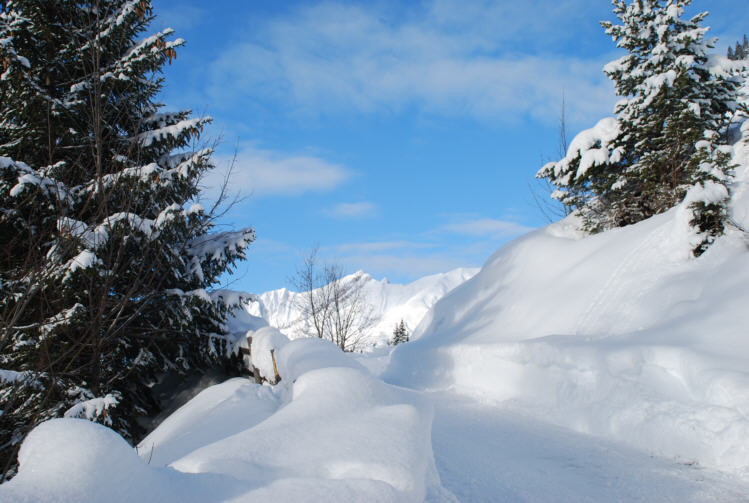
[428,393,749,502]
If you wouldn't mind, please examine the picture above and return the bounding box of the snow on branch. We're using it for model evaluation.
[0,370,39,387]
[0,33,30,80]
[115,28,184,74]
[165,288,212,303]
[64,394,119,426]
[135,117,208,148]
[539,118,621,185]
[94,1,152,44]
[161,148,213,179]
[81,162,162,194]
[183,229,254,283]
[39,303,87,337]
[209,289,249,309]
[57,203,192,252]
[187,229,254,263]
[4,158,73,204]
[62,251,103,281]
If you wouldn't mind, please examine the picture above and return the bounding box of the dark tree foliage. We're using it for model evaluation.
[727,34,748,60]
[0,0,253,478]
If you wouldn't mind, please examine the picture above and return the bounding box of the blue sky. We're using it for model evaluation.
[151,0,749,293]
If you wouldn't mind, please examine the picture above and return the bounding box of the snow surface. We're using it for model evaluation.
[385,118,749,481]
[245,268,477,349]
[430,393,749,502]
[0,418,244,503]
[2,336,451,502]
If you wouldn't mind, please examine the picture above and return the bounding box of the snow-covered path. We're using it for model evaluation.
[6,333,749,502]
[429,393,749,502]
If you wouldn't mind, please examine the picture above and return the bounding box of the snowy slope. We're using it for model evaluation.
[245,268,478,348]
[386,116,749,480]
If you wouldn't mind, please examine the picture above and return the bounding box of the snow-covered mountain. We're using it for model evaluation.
[243,268,478,348]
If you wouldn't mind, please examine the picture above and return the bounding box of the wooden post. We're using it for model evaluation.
[246,336,263,384]
[270,349,281,384]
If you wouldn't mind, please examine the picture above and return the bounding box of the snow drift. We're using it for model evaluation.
[386,118,749,479]
[2,331,453,502]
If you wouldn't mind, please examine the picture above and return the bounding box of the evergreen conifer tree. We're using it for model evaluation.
[391,320,409,346]
[727,35,749,60]
[538,0,742,253]
[0,0,253,478]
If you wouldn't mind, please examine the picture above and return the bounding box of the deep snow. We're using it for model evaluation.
[430,393,749,502]
[385,117,749,481]
[2,335,452,502]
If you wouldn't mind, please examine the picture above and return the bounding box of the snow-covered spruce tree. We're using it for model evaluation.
[0,0,253,478]
[390,320,409,346]
[538,0,742,253]
[727,35,748,61]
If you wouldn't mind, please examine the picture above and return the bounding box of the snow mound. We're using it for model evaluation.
[170,336,451,501]
[386,122,749,479]
[138,378,280,467]
[0,419,242,503]
[3,337,454,502]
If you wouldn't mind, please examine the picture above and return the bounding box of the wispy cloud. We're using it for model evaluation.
[316,215,535,280]
[441,218,534,238]
[323,202,378,219]
[327,241,436,254]
[207,0,616,124]
[204,145,351,198]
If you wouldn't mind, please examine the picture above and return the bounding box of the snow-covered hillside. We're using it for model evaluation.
[245,268,478,348]
[386,116,749,479]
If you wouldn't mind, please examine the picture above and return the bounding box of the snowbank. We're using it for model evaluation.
[0,419,244,503]
[3,336,453,502]
[170,336,450,501]
[386,122,749,479]
[138,378,280,467]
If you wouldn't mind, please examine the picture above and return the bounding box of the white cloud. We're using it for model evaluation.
[327,241,435,253]
[204,145,351,198]
[207,0,616,124]
[318,215,535,280]
[323,202,378,219]
[442,218,535,238]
